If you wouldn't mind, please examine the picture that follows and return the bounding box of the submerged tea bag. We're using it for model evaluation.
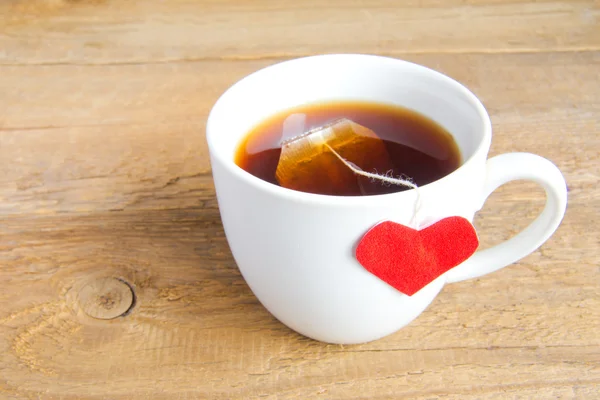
[275,118,396,195]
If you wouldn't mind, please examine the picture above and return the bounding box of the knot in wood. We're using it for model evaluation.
[77,277,134,319]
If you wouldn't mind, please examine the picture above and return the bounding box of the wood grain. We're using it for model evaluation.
[1,0,599,398]
[1,0,599,65]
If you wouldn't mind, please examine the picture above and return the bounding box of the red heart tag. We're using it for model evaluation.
[356,217,479,296]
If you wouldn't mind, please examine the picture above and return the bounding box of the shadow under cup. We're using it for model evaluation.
[207,55,493,344]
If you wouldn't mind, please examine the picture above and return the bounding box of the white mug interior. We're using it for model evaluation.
[207,54,492,196]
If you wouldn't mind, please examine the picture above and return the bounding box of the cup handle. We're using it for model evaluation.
[445,152,567,284]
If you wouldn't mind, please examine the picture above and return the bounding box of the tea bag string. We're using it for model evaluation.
[325,144,423,229]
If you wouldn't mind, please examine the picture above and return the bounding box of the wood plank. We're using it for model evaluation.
[1,0,598,65]
[1,52,598,215]
[0,207,598,399]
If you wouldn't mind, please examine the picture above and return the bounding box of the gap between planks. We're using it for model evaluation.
[1,47,599,67]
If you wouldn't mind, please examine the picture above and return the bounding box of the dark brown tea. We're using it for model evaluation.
[235,101,461,196]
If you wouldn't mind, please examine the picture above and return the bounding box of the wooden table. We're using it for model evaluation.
[1,1,598,398]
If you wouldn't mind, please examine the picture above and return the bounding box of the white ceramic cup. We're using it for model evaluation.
[207,54,567,344]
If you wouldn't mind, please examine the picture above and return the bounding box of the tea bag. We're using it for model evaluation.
[275,118,396,195]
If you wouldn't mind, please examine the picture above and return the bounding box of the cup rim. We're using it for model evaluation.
[207,54,492,206]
